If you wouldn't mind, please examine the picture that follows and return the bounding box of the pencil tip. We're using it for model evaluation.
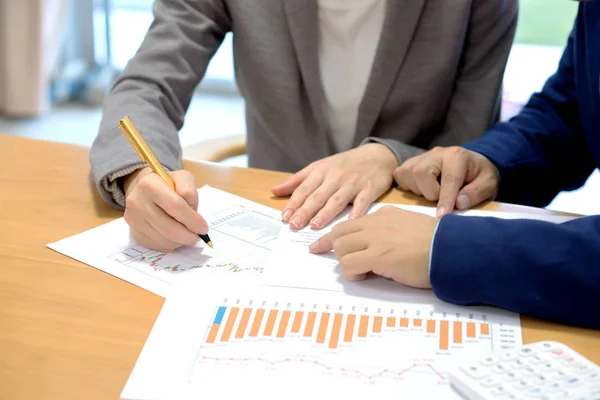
[207,241,213,249]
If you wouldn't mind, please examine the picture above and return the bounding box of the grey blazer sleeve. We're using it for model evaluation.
[364,0,518,166]
[89,0,231,208]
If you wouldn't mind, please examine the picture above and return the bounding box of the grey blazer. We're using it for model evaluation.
[91,0,518,208]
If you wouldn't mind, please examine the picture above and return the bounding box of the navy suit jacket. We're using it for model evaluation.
[430,3,600,329]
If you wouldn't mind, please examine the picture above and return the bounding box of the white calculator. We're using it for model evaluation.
[450,341,600,400]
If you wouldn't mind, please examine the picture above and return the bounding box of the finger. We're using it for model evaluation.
[393,165,422,196]
[282,173,325,227]
[146,203,200,247]
[271,164,314,197]
[130,221,181,253]
[331,232,369,260]
[142,174,208,235]
[347,188,376,219]
[309,220,364,254]
[437,152,468,218]
[339,250,373,282]
[456,172,499,210]
[309,185,356,229]
[413,159,442,202]
[289,179,342,229]
[171,170,199,211]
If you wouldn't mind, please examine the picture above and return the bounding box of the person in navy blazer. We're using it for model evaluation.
[310,1,600,329]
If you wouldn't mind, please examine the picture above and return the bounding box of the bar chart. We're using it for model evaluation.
[203,304,498,353]
[123,281,522,400]
[187,294,520,398]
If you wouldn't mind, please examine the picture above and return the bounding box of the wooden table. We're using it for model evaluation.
[1,135,598,399]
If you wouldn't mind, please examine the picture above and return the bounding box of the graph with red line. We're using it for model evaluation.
[183,296,520,398]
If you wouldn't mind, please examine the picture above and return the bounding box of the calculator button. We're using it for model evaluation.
[539,362,556,372]
[524,387,547,398]
[507,360,526,370]
[550,348,565,358]
[513,379,532,391]
[500,351,518,362]
[492,364,508,375]
[587,370,600,381]
[479,376,502,388]
[531,374,549,386]
[568,362,592,374]
[548,369,568,380]
[460,364,490,379]
[519,347,535,357]
[538,342,556,352]
[504,371,519,381]
[562,376,583,389]
[490,386,509,396]
[480,355,500,367]
[531,354,547,364]
[522,366,539,377]
[545,381,565,392]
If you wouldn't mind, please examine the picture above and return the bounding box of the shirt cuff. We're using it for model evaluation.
[100,162,148,208]
[428,219,442,279]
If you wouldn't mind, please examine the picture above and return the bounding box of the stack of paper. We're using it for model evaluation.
[47,186,578,399]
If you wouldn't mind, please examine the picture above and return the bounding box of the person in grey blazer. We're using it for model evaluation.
[90,0,517,253]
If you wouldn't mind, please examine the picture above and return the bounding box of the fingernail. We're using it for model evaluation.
[282,209,293,222]
[291,216,303,229]
[436,206,446,218]
[309,241,318,252]
[456,194,470,210]
[310,217,324,229]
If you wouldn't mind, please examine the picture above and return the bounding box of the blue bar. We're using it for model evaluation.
[213,306,227,324]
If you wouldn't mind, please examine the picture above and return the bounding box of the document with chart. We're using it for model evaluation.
[121,279,522,400]
[47,186,282,297]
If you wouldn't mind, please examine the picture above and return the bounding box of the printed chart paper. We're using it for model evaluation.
[121,279,522,400]
[48,186,282,297]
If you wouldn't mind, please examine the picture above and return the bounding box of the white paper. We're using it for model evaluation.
[263,203,580,292]
[121,278,521,400]
[47,186,283,297]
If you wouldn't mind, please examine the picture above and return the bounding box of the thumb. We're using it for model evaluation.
[455,173,499,210]
[171,170,199,211]
[271,164,314,197]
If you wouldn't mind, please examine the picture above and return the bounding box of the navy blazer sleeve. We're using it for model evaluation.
[463,30,595,207]
[430,215,600,329]
[429,11,600,329]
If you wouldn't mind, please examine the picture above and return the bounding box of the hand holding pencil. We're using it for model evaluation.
[119,117,212,253]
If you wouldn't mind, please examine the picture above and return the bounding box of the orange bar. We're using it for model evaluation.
[481,323,490,335]
[249,309,265,337]
[316,313,331,344]
[358,315,369,337]
[414,319,422,327]
[220,307,240,342]
[206,324,220,344]
[467,322,476,338]
[344,314,356,342]
[235,308,253,339]
[453,321,462,344]
[291,311,304,333]
[304,312,317,337]
[386,317,396,328]
[427,320,436,333]
[400,318,409,328]
[263,310,279,336]
[440,321,449,350]
[276,310,291,338]
[329,314,343,349]
[373,316,383,333]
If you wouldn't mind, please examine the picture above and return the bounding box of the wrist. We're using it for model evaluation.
[362,143,399,169]
[123,167,152,197]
